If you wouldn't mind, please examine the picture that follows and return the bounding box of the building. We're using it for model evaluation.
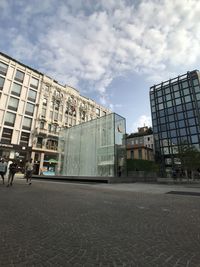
[0,52,110,173]
[150,70,200,174]
[57,113,126,177]
[126,126,154,161]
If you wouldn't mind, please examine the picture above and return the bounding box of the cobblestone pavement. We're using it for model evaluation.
[0,179,200,267]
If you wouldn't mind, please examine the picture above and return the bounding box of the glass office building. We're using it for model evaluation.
[57,113,126,177]
[150,70,200,174]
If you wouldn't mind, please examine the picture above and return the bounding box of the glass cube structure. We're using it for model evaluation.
[57,113,126,177]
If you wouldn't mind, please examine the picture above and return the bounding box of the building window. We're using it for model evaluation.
[4,112,16,126]
[41,108,46,117]
[54,112,58,121]
[42,98,47,106]
[40,121,45,129]
[0,62,8,76]
[15,70,24,83]
[138,149,142,159]
[11,83,22,96]
[46,139,58,150]
[20,132,30,146]
[1,127,13,144]
[22,117,32,130]
[8,97,19,111]
[37,137,43,148]
[55,101,60,111]
[28,89,37,102]
[30,77,39,89]
[0,76,5,90]
[96,108,100,116]
[131,150,134,159]
[25,102,35,116]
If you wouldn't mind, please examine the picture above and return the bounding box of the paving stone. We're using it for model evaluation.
[0,179,200,266]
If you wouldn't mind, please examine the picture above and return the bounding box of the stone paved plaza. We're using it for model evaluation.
[0,178,200,267]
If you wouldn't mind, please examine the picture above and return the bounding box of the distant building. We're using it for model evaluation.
[126,126,154,161]
[0,52,110,173]
[150,70,200,173]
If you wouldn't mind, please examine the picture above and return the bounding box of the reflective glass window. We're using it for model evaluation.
[159,110,165,117]
[11,83,22,96]
[8,97,19,111]
[170,130,177,137]
[23,117,32,130]
[172,84,179,91]
[193,79,199,86]
[25,103,35,116]
[188,118,195,126]
[28,89,37,102]
[0,62,8,76]
[15,70,24,83]
[4,112,16,126]
[178,120,185,128]
[158,97,163,103]
[183,88,190,95]
[160,124,167,131]
[186,102,193,110]
[166,101,172,108]
[30,77,39,89]
[196,93,200,101]
[182,81,188,88]
[180,128,186,136]
[175,98,181,105]
[158,103,164,110]
[177,113,184,120]
[175,91,180,98]
[187,110,194,118]
[176,105,183,112]
[184,95,191,102]
[190,126,197,134]
[0,76,5,89]
[166,94,171,101]
[194,85,200,93]
[191,135,198,143]
[168,114,175,121]
[164,87,170,94]
[169,122,176,129]
[157,90,162,97]
[161,131,167,138]
[167,107,174,114]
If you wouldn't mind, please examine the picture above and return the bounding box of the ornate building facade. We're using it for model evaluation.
[0,52,110,174]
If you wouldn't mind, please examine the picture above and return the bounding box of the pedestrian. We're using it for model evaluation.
[25,159,34,185]
[7,161,18,187]
[0,158,7,184]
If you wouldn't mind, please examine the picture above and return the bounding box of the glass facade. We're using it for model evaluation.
[150,70,200,172]
[57,113,126,177]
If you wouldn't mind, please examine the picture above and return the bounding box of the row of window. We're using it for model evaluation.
[150,78,199,100]
[1,127,30,146]
[4,112,32,130]
[0,61,39,88]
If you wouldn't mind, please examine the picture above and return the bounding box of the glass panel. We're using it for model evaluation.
[58,113,126,177]
[30,77,39,89]
[25,102,35,116]
[0,62,8,75]
[23,117,32,130]
[4,112,16,126]
[0,76,5,89]
[11,83,22,96]
[28,89,37,102]
[15,70,24,83]
[8,97,19,111]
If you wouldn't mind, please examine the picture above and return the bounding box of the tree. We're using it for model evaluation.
[178,142,200,180]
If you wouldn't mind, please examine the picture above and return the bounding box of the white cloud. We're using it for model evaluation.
[1,0,200,107]
[131,115,152,133]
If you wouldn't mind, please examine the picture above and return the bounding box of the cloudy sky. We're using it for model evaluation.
[1,0,200,133]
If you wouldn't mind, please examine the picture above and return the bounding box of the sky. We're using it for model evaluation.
[1,0,200,133]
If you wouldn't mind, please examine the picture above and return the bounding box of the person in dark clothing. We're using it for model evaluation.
[7,161,18,187]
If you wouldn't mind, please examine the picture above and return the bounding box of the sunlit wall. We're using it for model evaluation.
[57,113,126,177]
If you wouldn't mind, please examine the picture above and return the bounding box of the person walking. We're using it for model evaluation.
[25,159,34,185]
[0,158,7,185]
[7,161,18,187]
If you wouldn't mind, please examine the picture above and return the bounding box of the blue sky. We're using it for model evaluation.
[1,0,200,133]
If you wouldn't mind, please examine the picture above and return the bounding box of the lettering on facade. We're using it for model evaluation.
[0,144,14,148]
